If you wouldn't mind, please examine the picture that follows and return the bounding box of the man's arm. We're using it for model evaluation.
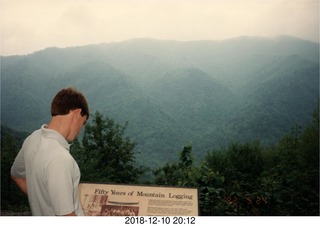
[11,175,27,194]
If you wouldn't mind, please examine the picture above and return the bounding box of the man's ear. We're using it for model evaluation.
[70,109,82,117]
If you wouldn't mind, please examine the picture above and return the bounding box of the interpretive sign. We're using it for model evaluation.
[78,183,198,216]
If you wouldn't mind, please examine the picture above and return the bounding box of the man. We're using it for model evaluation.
[11,87,89,216]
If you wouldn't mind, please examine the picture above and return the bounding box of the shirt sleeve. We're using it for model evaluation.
[11,148,26,178]
[46,154,77,216]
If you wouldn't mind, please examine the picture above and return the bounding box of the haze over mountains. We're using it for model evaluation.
[1,36,319,166]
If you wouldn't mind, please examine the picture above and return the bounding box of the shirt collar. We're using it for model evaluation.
[40,124,71,151]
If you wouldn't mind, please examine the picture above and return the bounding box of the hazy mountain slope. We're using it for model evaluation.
[97,36,319,90]
[1,57,188,165]
[1,36,318,167]
[150,68,235,130]
[228,55,319,144]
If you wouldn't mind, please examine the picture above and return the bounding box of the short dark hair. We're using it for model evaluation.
[51,87,89,119]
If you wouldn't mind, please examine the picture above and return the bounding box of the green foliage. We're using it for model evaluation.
[259,110,319,215]
[71,111,146,184]
[1,127,30,212]
[153,144,228,215]
[149,109,319,215]
[153,144,195,187]
[203,110,319,215]
[196,163,229,215]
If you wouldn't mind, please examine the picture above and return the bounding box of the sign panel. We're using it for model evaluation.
[78,183,198,216]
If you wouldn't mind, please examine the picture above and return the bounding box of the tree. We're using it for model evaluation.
[205,141,268,215]
[1,129,30,212]
[153,143,227,215]
[153,143,195,186]
[72,111,145,184]
[253,108,319,216]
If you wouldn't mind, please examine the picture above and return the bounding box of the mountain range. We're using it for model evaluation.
[1,36,319,167]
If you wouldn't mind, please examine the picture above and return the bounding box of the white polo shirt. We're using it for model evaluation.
[11,125,84,216]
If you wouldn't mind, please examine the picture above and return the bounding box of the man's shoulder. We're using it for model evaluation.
[26,127,42,137]
[21,128,42,147]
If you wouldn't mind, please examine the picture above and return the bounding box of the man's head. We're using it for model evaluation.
[51,87,89,119]
[50,87,89,141]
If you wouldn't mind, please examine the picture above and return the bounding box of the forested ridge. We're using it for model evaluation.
[1,36,319,166]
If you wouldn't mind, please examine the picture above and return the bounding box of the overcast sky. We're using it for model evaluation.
[1,0,319,56]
